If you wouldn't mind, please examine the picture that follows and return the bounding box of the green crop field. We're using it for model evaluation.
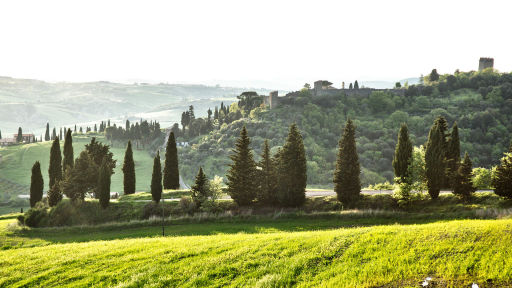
[0,135,155,194]
[1,213,511,287]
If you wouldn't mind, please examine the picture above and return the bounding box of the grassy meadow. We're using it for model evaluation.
[1,213,512,287]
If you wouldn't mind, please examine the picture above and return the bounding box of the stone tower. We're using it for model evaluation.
[269,91,278,109]
[313,80,323,97]
[479,57,494,71]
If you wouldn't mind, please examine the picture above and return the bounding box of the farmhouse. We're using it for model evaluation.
[14,133,34,143]
[0,138,16,147]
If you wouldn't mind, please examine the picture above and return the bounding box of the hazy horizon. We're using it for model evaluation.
[1,0,511,90]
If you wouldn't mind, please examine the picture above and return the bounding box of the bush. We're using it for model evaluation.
[16,215,25,225]
[47,201,78,227]
[178,196,196,215]
[24,207,48,227]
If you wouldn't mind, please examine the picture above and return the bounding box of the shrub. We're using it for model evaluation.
[47,201,77,227]
[24,207,48,227]
[178,196,196,215]
[16,215,25,225]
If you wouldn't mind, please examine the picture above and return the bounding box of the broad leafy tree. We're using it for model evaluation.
[163,132,180,190]
[226,125,257,205]
[61,150,98,203]
[30,161,44,207]
[98,158,111,209]
[334,118,361,205]
[429,69,440,82]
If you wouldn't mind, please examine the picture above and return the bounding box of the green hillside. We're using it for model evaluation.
[1,215,511,287]
[0,135,157,204]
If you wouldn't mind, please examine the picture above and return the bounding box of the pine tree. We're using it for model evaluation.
[47,182,62,207]
[354,80,359,89]
[276,124,307,207]
[151,150,162,203]
[492,143,512,199]
[425,125,446,199]
[122,140,136,195]
[30,161,44,207]
[17,127,22,143]
[257,139,278,205]
[452,151,476,200]
[62,129,74,175]
[45,123,50,141]
[98,158,111,209]
[191,167,208,208]
[61,150,97,202]
[226,125,257,205]
[163,132,180,190]
[392,123,413,184]
[48,137,62,190]
[334,118,361,204]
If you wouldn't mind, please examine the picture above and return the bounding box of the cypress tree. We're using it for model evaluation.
[214,106,219,120]
[349,83,353,89]
[30,161,44,207]
[74,124,77,132]
[492,142,512,199]
[17,127,22,143]
[47,182,63,207]
[226,125,257,206]
[163,132,180,190]
[277,124,307,207]
[425,125,446,199]
[191,167,208,208]
[447,121,461,185]
[257,139,278,205]
[62,129,74,175]
[45,123,50,141]
[392,123,413,184]
[334,118,361,205]
[94,124,97,132]
[0,130,2,139]
[452,151,476,200]
[354,80,359,89]
[52,128,56,140]
[98,158,111,209]
[107,119,110,127]
[59,127,63,140]
[151,150,162,203]
[48,137,62,190]
[122,140,136,195]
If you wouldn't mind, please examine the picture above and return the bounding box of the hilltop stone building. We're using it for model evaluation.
[262,80,405,109]
[479,58,494,71]
[0,138,16,147]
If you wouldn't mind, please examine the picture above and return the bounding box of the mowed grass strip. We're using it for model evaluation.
[1,220,511,287]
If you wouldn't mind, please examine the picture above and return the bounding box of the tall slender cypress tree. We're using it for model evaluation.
[52,128,56,140]
[59,127,63,140]
[122,140,136,195]
[334,118,361,204]
[0,130,2,139]
[277,124,307,207]
[30,161,44,207]
[447,121,460,184]
[48,137,62,190]
[17,127,22,143]
[98,158,111,209]
[452,151,476,200]
[62,129,74,175]
[392,123,413,184]
[45,123,50,141]
[226,125,257,206]
[163,132,180,190]
[425,125,446,199]
[151,150,162,203]
[492,142,512,199]
[257,139,278,205]
[354,80,359,89]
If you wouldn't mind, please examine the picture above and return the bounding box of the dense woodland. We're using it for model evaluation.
[168,68,512,187]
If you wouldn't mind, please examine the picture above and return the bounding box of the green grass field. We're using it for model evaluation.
[0,135,155,194]
[1,213,511,287]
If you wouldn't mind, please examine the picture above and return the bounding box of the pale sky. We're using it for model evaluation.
[1,0,511,88]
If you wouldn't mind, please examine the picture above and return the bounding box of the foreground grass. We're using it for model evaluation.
[1,218,511,287]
